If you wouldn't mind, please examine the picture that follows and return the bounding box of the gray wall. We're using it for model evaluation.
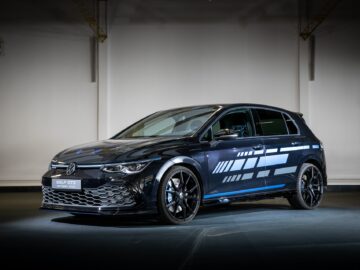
[0,26,97,185]
[0,0,359,186]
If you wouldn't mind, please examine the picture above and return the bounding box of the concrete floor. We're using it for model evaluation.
[0,191,359,269]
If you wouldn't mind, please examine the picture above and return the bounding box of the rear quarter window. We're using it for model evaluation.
[253,109,288,136]
[283,113,299,135]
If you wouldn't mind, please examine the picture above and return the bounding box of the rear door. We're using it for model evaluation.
[203,108,266,200]
[252,108,304,188]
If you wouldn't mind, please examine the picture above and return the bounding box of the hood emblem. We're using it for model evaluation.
[66,162,77,175]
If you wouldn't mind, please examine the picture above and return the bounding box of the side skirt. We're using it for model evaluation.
[202,188,296,206]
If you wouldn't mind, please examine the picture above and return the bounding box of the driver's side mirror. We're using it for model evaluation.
[214,129,238,140]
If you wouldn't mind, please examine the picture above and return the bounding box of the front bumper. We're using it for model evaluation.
[41,164,161,215]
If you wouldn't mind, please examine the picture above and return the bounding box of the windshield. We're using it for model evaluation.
[114,107,218,138]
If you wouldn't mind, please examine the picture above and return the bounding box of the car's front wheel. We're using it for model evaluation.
[288,163,324,209]
[158,166,201,225]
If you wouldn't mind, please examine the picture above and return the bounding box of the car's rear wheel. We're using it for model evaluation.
[158,166,201,225]
[288,163,324,209]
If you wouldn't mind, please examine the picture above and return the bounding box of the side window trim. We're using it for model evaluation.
[200,107,254,141]
[283,112,300,135]
[199,106,301,141]
[253,108,300,137]
[281,113,290,135]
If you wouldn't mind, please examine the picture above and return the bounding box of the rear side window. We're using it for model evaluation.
[253,109,288,136]
[283,113,299,134]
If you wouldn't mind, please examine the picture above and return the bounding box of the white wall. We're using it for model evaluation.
[308,20,360,184]
[1,2,359,186]
[0,27,97,186]
[108,22,299,136]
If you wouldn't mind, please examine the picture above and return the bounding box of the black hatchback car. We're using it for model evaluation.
[42,104,326,224]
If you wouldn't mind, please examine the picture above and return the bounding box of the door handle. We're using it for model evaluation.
[291,141,301,146]
[252,144,264,150]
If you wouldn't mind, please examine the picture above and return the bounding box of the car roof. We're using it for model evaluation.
[160,103,298,115]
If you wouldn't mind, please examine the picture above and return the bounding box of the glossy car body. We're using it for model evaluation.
[41,104,327,221]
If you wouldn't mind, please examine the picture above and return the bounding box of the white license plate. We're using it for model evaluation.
[51,179,81,191]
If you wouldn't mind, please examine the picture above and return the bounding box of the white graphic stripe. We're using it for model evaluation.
[219,161,230,173]
[214,161,224,174]
[212,162,222,174]
[280,145,310,152]
[223,160,235,173]
[243,157,258,170]
[274,166,297,175]
[242,173,253,180]
[257,170,270,178]
[215,161,226,174]
[230,159,245,172]
[266,148,278,154]
[222,176,229,183]
[236,174,242,181]
[230,175,237,182]
[257,154,288,168]
[254,150,264,155]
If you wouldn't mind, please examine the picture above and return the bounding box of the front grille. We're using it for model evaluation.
[42,183,136,208]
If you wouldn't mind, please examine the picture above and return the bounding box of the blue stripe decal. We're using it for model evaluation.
[204,184,286,199]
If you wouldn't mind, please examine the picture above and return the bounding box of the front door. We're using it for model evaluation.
[203,108,266,200]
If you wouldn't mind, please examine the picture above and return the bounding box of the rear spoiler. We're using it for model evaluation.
[295,112,306,123]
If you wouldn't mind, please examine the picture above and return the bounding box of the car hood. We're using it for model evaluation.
[53,137,187,164]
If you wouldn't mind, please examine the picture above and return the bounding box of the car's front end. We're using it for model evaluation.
[41,155,166,215]
[40,105,220,218]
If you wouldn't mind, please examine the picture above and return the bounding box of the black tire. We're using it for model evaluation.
[157,166,201,225]
[288,163,324,210]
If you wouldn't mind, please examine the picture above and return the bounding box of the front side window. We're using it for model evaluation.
[114,107,218,138]
[253,109,288,136]
[210,109,255,139]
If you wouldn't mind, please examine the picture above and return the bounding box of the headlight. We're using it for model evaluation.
[101,158,160,174]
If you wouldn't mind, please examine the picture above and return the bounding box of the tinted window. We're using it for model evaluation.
[254,109,288,136]
[115,107,217,138]
[212,109,254,138]
[283,113,298,134]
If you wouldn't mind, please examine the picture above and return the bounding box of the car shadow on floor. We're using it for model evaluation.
[50,202,292,228]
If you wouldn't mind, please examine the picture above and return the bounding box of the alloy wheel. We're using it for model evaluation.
[164,169,201,221]
[300,165,324,208]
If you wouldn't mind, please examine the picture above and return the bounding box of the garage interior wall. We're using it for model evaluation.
[0,24,98,186]
[308,16,360,184]
[0,0,359,186]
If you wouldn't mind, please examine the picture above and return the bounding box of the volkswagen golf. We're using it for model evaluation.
[42,104,326,224]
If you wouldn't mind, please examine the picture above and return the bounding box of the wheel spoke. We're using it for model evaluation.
[187,185,198,194]
[182,202,187,219]
[170,178,179,192]
[309,187,316,199]
[186,194,198,201]
[184,174,191,190]
[179,171,184,189]
[166,200,176,208]
[173,201,179,215]
[307,189,314,206]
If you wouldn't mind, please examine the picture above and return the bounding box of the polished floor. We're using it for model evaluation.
[0,190,359,269]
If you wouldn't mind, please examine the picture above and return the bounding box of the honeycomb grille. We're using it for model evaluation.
[42,184,136,207]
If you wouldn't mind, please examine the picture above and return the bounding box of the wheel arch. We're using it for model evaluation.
[301,156,327,186]
[153,156,206,200]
